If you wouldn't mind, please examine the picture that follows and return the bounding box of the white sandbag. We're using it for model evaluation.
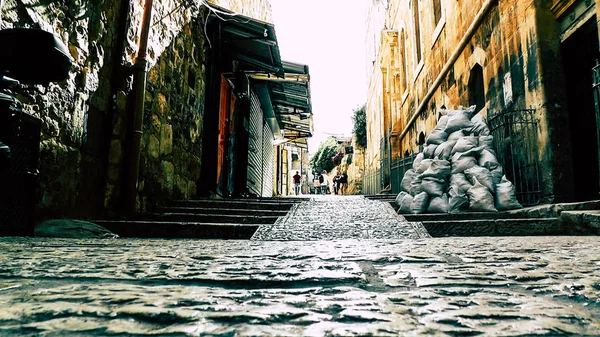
[434,140,457,160]
[465,166,495,193]
[451,151,478,174]
[444,111,474,134]
[462,105,477,119]
[412,153,424,170]
[401,169,417,193]
[448,185,469,213]
[479,149,499,170]
[448,130,466,141]
[490,165,503,186]
[435,115,450,129]
[421,177,446,197]
[410,175,424,196]
[426,129,449,145]
[470,113,490,136]
[396,191,414,214]
[420,159,451,180]
[446,105,477,119]
[451,136,479,154]
[495,175,523,211]
[416,159,433,174]
[410,192,430,214]
[427,193,449,213]
[423,144,438,158]
[450,173,473,193]
[479,135,494,153]
[467,177,498,212]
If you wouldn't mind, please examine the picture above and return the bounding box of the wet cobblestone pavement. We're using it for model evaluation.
[1,236,600,336]
[252,195,429,240]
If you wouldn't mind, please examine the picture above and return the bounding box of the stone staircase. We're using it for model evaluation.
[364,194,600,237]
[94,197,307,239]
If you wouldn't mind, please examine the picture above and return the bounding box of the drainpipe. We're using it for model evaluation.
[122,0,153,214]
[397,0,496,143]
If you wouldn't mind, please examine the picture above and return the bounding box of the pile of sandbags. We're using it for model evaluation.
[395,105,523,214]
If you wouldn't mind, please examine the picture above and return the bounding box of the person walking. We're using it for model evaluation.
[340,171,349,195]
[292,171,302,196]
[320,170,329,194]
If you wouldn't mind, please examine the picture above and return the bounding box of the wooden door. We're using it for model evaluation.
[217,76,231,191]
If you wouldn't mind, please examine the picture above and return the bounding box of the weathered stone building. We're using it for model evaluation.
[365,0,600,205]
[0,0,312,223]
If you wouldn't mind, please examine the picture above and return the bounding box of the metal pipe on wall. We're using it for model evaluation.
[122,0,154,214]
[397,0,497,144]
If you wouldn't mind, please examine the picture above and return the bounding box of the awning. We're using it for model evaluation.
[208,4,284,77]
[250,61,313,144]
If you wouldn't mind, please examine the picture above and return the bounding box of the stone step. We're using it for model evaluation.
[364,194,396,200]
[560,210,600,235]
[400,211,534,222]
[416,218,564,237]
[154,206,289,217]
[131,212,280,224]
[93,220,259,239]
[167,199,300,210]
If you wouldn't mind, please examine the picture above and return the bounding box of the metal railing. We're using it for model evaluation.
[362,168,381,195]
[488,108,541,206]
[391,153,418,194]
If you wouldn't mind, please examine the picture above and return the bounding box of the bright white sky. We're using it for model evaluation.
[269,0,369,155]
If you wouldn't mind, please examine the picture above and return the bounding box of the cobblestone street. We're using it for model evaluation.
[1,196,600,336]
[252,195,430,240]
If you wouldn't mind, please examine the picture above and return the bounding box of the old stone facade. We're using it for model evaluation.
[365,0,600,204]
[1,0,273,218]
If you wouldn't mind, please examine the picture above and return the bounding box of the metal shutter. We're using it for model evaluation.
[247,90,263,196]
[261,120,274,197]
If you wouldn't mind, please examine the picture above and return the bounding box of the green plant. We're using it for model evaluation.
[352,104,367,148]
[310,137,339,173]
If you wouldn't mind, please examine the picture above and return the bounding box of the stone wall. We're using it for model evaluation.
[365,0,577,202]
[1,0,273,218]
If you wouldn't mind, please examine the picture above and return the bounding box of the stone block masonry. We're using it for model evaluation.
[0,236,599,335]
[0,0,274,218]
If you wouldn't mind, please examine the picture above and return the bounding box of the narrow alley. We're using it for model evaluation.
[0,196,599,336]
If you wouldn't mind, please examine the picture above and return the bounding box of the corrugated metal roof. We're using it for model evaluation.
[208,4,284,77]
[250,67,313,141]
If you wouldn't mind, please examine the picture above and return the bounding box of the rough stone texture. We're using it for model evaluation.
[364,0,575,202]
[0,0,274,217]
[252,195,429,240]
[34,219,117,238]
[0,236,599,336]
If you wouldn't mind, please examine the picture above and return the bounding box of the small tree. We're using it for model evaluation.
[310,137,339,173]
[352,104,367,148]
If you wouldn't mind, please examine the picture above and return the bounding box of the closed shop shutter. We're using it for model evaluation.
[262,120,274,197]
[247,90,263,196]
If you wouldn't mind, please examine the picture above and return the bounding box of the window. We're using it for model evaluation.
[412,0,422,63]
[468,64,485,114]
[433,0,442,26]
[400,29,408,93]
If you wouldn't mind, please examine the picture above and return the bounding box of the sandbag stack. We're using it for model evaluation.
[395,105,523,214]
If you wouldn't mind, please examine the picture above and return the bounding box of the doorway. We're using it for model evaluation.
[561,17,600,201]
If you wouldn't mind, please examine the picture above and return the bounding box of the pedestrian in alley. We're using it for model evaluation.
[332,175,339,195]
[320,170,330,194]
[292,171,302,196]
[340,171,348,195]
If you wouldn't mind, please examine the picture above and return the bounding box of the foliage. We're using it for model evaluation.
[310,137,340,173]
[332,150,344,166]
[352,104,367,148]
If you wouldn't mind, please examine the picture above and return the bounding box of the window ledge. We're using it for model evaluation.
[431,19,445,49]
[413,61,424,83]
